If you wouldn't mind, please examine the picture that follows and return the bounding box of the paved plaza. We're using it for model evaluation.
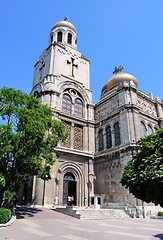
[0,207,163,240]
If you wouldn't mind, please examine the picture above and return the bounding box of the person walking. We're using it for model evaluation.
[54,195,59,207]
[84,197,88,208]
[12,194,18,209]
[71,196,74,206]
[67,196,71,206]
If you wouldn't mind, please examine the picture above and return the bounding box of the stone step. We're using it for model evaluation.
[76,209,130,220]
[55,207,130,220]
[103,202,134,209]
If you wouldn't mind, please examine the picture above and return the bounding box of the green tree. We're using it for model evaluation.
[121,127,163,207]
[0,87,67,205]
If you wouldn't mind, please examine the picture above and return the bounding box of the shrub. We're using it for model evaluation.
[157,211,163,216]
[2,190,12,208]
[0,208,12,224]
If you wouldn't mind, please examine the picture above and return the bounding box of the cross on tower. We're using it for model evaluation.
[67,58,78,77]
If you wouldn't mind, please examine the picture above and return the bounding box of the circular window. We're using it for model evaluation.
[69,89,77,96]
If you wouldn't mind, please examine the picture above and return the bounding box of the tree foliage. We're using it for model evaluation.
[121,127,163,207]
[0,87,67,198]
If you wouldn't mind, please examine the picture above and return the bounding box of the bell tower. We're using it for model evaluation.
[31,19,95,207]
[32,19,91,92]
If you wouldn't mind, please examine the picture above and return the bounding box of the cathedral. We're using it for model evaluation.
[30,19,163,210]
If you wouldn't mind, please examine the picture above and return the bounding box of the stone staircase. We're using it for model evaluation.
[103,202,138,218]
[54,206,130,220]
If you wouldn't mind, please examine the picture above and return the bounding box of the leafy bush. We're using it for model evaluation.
[157,211,163,216]
[2,190,12,208]
[0,174,6,188]
[0,208,11,224]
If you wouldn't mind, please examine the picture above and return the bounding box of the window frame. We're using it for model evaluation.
[62,93,72,114]
[67,33,72,44]
[74,98,83,117]
[106,126,112,149]
[57,31,63,42]
[141,122,146,136]
[98,129,104,151]
[114,122,121,146]
[147,125,153,135]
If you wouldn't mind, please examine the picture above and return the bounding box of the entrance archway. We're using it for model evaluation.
[63,172,76,205]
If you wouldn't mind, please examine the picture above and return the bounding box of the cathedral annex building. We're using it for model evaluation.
[29,20,163,210]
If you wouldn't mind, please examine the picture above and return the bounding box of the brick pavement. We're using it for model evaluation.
[0,207,163,240]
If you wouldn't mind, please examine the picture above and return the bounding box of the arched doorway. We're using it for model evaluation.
[63,172,76,205]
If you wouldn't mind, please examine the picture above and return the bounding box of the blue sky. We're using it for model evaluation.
[0,0,162,103]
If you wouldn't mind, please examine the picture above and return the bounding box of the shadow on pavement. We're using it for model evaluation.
[15,206,42,219]
[154,234,163,240]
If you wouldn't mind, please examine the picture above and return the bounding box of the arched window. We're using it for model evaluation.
[57,31,62,42]
[106,126,112,149]
[63,172,75,181]
[67,33,72,44]
[154,127,158,133]
[33,91,39,98]
[141,122,146,136]
[62,94,72,114]
[98,129,104,151]
[147,125,152,135]
[114,122,121,146]
[74,98,83,117]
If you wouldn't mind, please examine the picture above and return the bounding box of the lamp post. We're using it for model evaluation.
[42,178,46,206]
[41,165,51,206]
[88,158,90,207]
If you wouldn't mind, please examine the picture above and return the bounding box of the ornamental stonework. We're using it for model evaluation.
[97,159,121,173]
[95,97,119,120]
[137,96,157,117]
[57,48,80,60]
[74,124,83,150]
[60,121,71,148]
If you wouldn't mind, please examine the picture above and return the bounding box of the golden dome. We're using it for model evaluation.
[107,72,138,90]
[51,21,76,33]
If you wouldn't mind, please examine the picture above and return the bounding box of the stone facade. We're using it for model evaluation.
[94,79,162,207]
[29,20,163,210]
[30,20,95,207]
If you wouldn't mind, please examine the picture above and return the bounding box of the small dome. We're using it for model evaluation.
[107,72,138,90]
[51,21,76,33]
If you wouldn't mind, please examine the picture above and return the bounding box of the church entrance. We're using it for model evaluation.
[63,172,76,206]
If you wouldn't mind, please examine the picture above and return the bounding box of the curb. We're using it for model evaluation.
[150,216,163,220]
